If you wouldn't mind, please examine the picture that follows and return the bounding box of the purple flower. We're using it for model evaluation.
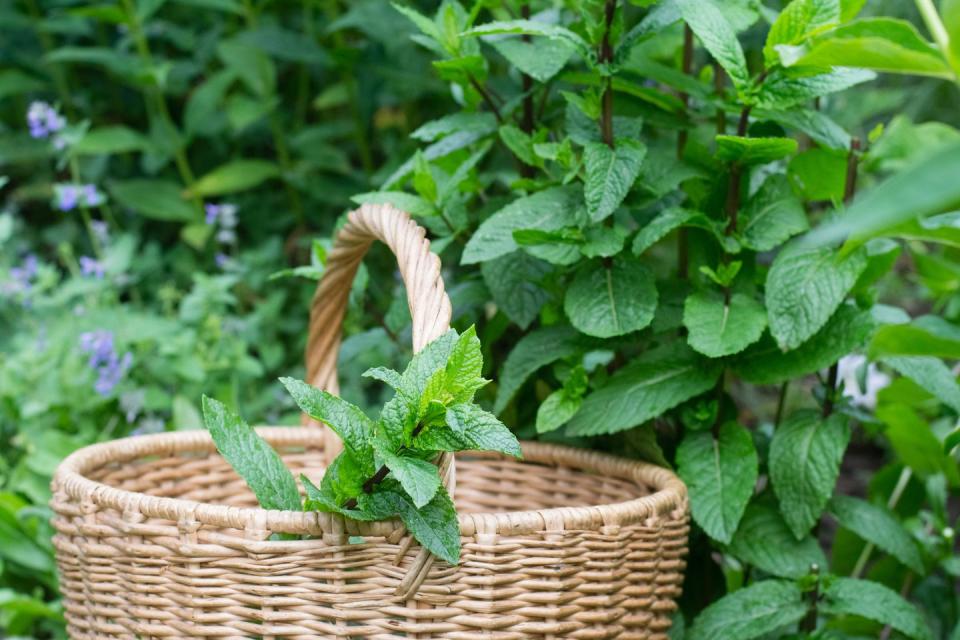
[56,185,80,211]
[204,203,221,225]
[79,330,132,396]
[27,101,66,139]
[3,254,39,296]
[55,183,104,212]
[79,256,105,279]
[215,253,231,269]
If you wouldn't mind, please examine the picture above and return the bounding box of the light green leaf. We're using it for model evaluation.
[764,0,841,66]
[755,67,876,110]
[877,403,960,484]
[280,378,373,459]
[583,139,646,222]
[765,243,867,350]
[805,141,960,247]
[536,368,587,435]
[677,422,757,544]
[399,330,458,397]
[675,0,750,90]
[481,251,552,329]
[822,578,934,640]
[828,495,924,573]
[461,19,591,58]
[72,126,150,155]
[445,403,521,458]
[944,0,960,73]
[108,179,196,222]
[683,291,767,358]
[869,316,960,359]
[410,112,498,142]
[739,175,809,251]
[688,580,806,640]
[729,504,826,578]
[568,342,722,436]
[494,325,582,414]
[201,396,301,511]
[376,448,440,509]
[778,18,952,78]
[882,356,960,414]
[186,159,280,198]
[716,136,799,165]
[444,325,486,403]
[788,148,848,202]
[351,191,435,218]
[363,366,403,389]
[490,36,574,82]
[769,410,850,538]
[462,185,583,264]
[735,304,875,385]
[564,256,657,338]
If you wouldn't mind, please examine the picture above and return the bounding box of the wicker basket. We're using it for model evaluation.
[51,204,690,639]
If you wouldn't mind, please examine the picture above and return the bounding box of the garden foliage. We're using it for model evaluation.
[2,0,960,638]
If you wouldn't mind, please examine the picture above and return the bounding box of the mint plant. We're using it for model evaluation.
[201,326,520,564]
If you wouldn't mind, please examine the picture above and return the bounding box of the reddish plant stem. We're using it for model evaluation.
[341,423,426,510]
[677,24,694,280]
[722,107,751,236]
[599,0,616,148]
[468,74,503,124]
[714,63,726,134]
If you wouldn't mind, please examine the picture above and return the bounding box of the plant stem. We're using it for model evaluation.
[722,105,751,235]
[774,382,789,427]
[915,0,951,54]
[519,2,535,178]
[468,74,504,124]
[677,24,694,280]
[714,63,726,134]
[341,423,426,510]
[599,0,617,148]
[851,467,913,578]
[800,563,821,633]
[24,0,74,118]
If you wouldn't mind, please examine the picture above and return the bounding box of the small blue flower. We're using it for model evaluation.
[79,330,133,396]
[215,253,231,269]
[79,256,105,279]
[54,183,105,211]
[27,101,66,139]
[3,254,39,297]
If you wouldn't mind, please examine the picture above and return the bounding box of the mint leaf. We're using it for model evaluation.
[729,504,826,579]
[583,139,646,223]
[568,342,722,436]
[443,403,521,458]
[493,325,582,413]
[362,366,403,389]
[362,486,461,565]
[462,185,583,264]
[735,304,875,385]
[489,36,574,82]
[536,389,582,434]
[769,410,850,539]
[677,422,757,544]
[738,175,809,252]
[822,577,934,640]
[444,325,486,403]
[632,207,706,256]
[876,403,960,484]
[683,291,767,358]
[765,243,867,350]
[883,355,960,414]
[481,251,552,329]
[201,396,301,512]
[675,0,750,90]
[716,136,799,165]
[399,329,458,396]
[688,580,806,640]
[828,495,924,574]
[763,0,840,67]
[755,67,875,110]
[870,316,960,359]
[376,447,441,509]
[280,377,373,459]
[564,256,658,338]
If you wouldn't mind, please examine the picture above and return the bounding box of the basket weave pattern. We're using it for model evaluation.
[51,205,690,639]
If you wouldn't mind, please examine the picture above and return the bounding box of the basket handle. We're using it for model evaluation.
[305,202,453,459]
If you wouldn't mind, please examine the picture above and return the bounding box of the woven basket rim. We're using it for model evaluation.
[52,426,687,538]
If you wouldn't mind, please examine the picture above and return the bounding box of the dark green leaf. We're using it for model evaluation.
[280,378,373,459]
[729,504,827,578]
[739,175,809,252]
[828,495,924,573]
[683,291,767,358]
[494,325,582,414]
[481,251,552,329]
[675,0,750,90]
[688,580,806,640]
[564,256,657,338]
[583,139,646,223]
[822,578,934,640]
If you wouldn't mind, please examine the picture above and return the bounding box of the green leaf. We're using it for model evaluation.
[728,504,827,578]
[688,580,806,640]
[828,495,924,573]
[444,403,521,458]
[399,330,459,397]
[822,578,934,640]
[583,139,646,223]
[675,0,750,90]
[72,126,150,155]
[677,422,757,544]
[765,243,867,350]
[481,251,552,329]
[280,378,373,459]
[444,325,486,403]
[200,396,301,512]
[410,112,499,142]
[788,148,848,202]
[568,342,722,436]
[394,486,461,565]
[778,18,952,78]
[564,256,657,338]
[755,67,875,110]
[869,316,960,359]
[769,410,850,538]
[876,403,960,484]
[217,38,276,97]
[536,389,582,434]
[186,159,280,198]
[494,325,582,414]
[489,36,574,82]
[683,291,767,358]
[0,69,46,100]
[716,136,799,165]
[376,448,441,509]
[632,207,705,255]
[461,19,592,59]
[806,141,960,247]
[462,185,583,264]
[108,179,196,222]
[739,175,809,252]
[944,0,960,73]
[352,191,435,218]
[764,0,841,66]
[882,356,960,414]
[735,304,875,385]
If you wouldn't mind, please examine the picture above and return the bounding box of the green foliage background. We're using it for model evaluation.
[1,0,960,638]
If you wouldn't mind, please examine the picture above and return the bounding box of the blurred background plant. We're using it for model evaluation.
[1,0,959,638]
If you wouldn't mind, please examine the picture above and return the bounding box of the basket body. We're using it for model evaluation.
[52,427,688,639]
